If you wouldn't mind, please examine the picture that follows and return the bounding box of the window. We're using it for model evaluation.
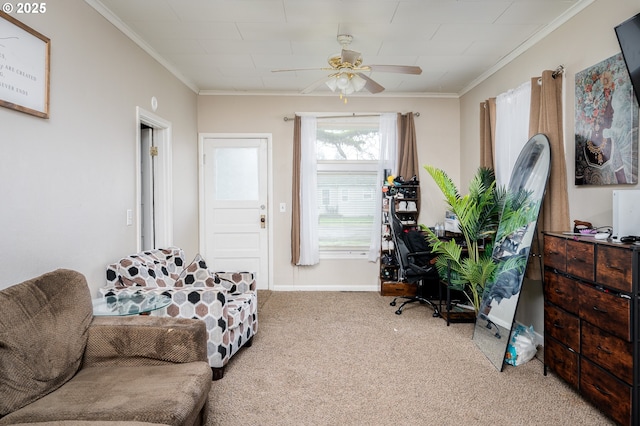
[315,116,380,254]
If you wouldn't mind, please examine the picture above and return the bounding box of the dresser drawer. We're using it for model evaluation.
[544,270,578,314]
[544,301,580,350]
[579,284,631,341]
[580,358,631,426]
[581,322,633,385]
[544,235,566,272]
[566,240,594,282]
[544,336,578,389]
[596,245,632,293]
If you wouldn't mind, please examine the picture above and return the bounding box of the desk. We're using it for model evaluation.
[92,292,171,316]
[434,236,478,325]
[438,279,476,325]
[437,291,476,324]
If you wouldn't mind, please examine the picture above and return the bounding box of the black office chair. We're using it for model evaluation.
[388,199,440,316]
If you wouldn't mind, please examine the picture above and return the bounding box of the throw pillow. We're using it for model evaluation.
[116,257,157,287]
[174,254,220,288]
[116,252,176,288]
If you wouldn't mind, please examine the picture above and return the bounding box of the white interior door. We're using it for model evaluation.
[200,136,270,289]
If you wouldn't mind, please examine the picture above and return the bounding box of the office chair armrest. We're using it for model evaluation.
[407,251,434,262]
[407,250,431,256]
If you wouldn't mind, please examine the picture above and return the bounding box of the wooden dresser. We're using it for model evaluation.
[543,232,639,425]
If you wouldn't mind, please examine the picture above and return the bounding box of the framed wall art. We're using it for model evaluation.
[0,11,50,118]
[575,53,639,185]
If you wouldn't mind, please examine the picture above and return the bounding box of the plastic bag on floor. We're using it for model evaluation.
[505,324,538,366]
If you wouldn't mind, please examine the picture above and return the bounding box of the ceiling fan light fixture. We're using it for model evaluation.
[351,74,366,92]
[325,78,338,92]
[275,34,419,97]
[336,73,350,90]
[325,71,366,102]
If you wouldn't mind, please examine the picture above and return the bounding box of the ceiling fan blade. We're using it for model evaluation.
[341,49,361,66]
[356,73,385,94]
[272,67,330,73]
[301,76,332,94]
[365,64,422,75]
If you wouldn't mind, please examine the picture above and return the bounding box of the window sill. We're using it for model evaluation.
[319,251,369,260]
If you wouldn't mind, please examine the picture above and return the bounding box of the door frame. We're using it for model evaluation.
[137,107,173,252]
[198,133,274,290]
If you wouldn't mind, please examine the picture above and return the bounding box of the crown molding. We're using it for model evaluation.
[86,0,594,99]
[197,90,459,99]
[85,0,199,93]
[459,0,596,96]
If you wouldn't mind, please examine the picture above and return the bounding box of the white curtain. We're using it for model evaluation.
[298,116,319,265]
[495,81,532,188]
[368,113,398,261]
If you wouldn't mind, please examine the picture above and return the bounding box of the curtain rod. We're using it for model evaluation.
[552,65,565,78]
[537,65,565,85]
[283,112,420,122]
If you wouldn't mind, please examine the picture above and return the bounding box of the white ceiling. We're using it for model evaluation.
[89,0,590,96]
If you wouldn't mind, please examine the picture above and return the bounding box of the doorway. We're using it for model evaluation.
[199,134,272,290]
[140,124,155,250]
[137,107,172,252]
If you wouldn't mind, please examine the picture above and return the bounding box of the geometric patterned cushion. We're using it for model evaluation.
[116,258,165,288]
[109,248,185,288]
[174,254,220,288]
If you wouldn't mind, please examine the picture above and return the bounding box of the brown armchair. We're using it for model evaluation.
[0,269,212,426]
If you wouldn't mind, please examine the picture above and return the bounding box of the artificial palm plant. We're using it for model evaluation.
[421,166,505,313]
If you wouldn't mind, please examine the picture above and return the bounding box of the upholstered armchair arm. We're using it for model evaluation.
[82,315,208,368]
[215,271,257,293]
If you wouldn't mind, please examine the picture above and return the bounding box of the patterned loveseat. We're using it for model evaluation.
[102,247,258,379]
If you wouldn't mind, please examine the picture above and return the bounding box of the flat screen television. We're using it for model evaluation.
[615,13,640,106]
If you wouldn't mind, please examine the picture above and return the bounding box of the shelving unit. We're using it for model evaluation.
[379,182,420,296]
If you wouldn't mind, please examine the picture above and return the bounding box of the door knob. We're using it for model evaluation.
[260,215,266,228]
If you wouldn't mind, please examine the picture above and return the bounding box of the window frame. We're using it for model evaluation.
[315,134,380,258]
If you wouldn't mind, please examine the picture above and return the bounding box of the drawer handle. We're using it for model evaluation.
[553,288,564,295]
[594,384,612,396]
[592,305,608,314]
[552,321,565,329]
[596,345,613,355]
[604,263,623,272]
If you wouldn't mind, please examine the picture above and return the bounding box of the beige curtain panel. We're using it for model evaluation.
[479,98,496,169]
[527,70,570,279]
[397,112,419,180]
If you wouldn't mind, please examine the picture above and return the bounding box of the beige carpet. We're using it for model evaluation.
[205,291,614,426]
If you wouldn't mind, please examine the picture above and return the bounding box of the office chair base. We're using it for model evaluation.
[390,296,440,317]
[478,313,502,338]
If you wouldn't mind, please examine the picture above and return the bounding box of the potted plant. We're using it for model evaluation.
[420,166,505,313]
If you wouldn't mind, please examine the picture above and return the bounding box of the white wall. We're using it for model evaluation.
[0,0,199,295]
[197,95,460,290]
[459,0,640,333]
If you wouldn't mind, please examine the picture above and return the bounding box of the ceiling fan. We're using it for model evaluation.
[272,34,422,101]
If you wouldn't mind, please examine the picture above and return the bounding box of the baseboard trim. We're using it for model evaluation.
[272,284,379,292]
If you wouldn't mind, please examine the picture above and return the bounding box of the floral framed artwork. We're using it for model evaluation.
[575,53,638,185]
